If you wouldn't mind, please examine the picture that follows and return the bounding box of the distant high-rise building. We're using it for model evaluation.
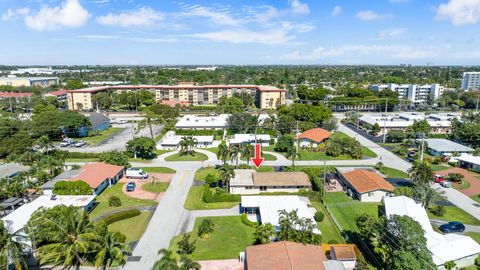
[461,72,480,91]
[370,83,443,104]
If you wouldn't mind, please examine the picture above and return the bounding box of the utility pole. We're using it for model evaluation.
[476,99,479,113]
[295,120,299,154]
[322,160,326,203]
[382,98,388,143]
[420,132,425,162]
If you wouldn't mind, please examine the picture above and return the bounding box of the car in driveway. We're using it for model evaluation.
[126,182,136,192]
[439,221,465,233]
[74,141,86,147]
[126,168,148,179]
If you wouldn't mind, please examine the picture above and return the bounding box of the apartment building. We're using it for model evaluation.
[66,82,286,110]
[461,72,480,91]
[0,76,59,88]
[370,83,443,103]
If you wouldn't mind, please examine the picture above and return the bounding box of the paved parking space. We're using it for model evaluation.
[435,168,480,196]
[198,259,244,270]
[120,173,173,202]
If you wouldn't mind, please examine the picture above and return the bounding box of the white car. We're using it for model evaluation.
[126,168,148,179]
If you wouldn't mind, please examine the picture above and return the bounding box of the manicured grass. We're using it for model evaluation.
[169,216,255,260]
[108,211,153,243]
[142,182,169,193]
[83,127,123,146]
[361,147,378,158]
[311,201,345,244]
[452,179,471,190]
[195,167,219,181]
[165,152,209,161]
[379,167,409,178]
[156,149,172,156]
[139,167,176,173]
[470,194,480,204]
[240,152,277,161]
[324,192,381,232]
[184,186,239,210]
[465,232,480,244]
[430,164,451,171]
[89,182,157,219]
[428,205,480,226]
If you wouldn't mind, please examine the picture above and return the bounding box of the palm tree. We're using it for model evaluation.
[241,144,254,166]
[278,209,300,242]
[152,249,178,270]
[285,146,301,168]
[179,137,198,156]
[218,164,235,191]
[138,109,164,139]
[229,145,241,168]
[0,221,27,270]
[178,256,200,270]
[413,185,446,209]
[36,135,53,154]
[408,162,434,187]
[217,141,229,165]
[254,223,276,244]
[94,222,131,270]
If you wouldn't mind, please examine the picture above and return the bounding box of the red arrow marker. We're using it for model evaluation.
[251,143,265,168]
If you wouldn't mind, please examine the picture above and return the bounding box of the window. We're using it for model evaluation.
[260,186,267,191]
[245,186,252,190]
[368,192,374,197]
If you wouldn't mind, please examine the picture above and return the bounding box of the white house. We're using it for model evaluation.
[228,134,272,146]
[336,167,395,202]
[157,131,214,150]
[175,114,230,130]
[384,196,480,269]
[298,128,332,148]
[456,154,480,172]
[229,170,311,195]
[424,139,474,157]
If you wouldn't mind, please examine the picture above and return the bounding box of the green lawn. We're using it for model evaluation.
[142,182,169,193]
[169,216,255,260]
[311,201,345,244]
[465,232,480,244]
[194,167,219,181]
[89,182,157,219]
[470,194,480,204]
[165,152,209,161]
[428,205,480,226]
[361,147,378,158]
[139,167,176,173]
[156,149,172,156]
[240,152,277,161]
[379,167,409,178]
[453,179,471,190]
[430,164,452,171]
[82,127,123,146]
[324,192,381,232]
[108,211,153,243]
[184,186,239,210]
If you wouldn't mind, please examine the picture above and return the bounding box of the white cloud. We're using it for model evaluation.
[251,5,282,23]
[190,29,295,45]
[2,9,16,21]
[290,0,310,15]
[24,0,89,31]
[332,6,342,16]
[356,10,394,21]
[178,4,239,26]
[378,28,406,39]
[436,0,480,26]
[17,8,30,16]
[97,7,164,28]
[129,37,179,43]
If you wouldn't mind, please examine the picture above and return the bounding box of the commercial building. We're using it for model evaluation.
[10,67,69,75]
[0,92,33,101]
[298,128,332,148]
[461,72,480,91]
[456,154,480,172]
[157,131,214,150]
[384,196,480,269]
[175,114,230,130]
[229,134,272,146]
[336,167,394,202]
[0,76,59,88]
[44,89,69,103]
[230,170,311,195]
[424,139,474,157]
[241,195,320,234]
[66,83,286,110]
[370,83,443,103]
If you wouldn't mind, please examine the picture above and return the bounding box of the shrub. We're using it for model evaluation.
[447,173,464,183]
[99,150,131,168]
[108,195,122,207]
[202,185,241,203]
[431,205,446,217]
[475,255,480,267]
[67,152,99,159]
[100,209,141,225]
[314,211,325,222]
[53,180,92,195]
[198,218,215,238]
[241,213,259,227]
[205,174,218,188]
[177,234,196,255]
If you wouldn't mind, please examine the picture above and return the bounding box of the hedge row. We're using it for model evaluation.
[241,213,259,227]
[202,185,240,203]
[67,152,100,159]
[98,209,141,225]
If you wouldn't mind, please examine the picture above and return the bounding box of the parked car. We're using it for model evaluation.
[126,168,148,179]
[440,181,451,188]
[117,119,128,124]
[74,141,86,147]
[60,141,70,147]
[439,221,465,233]
[435,174,445,183]
[126,182,136,192]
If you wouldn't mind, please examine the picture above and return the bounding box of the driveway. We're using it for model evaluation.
[430,219,480,233]
[177,205,241,234]
[435,167,480,196]
[120,173,173,202]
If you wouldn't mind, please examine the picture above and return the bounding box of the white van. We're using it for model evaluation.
[126,168,149,179]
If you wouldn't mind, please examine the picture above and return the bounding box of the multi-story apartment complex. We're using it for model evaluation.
[461,72,480,91]
[370,83,443,103]
[0,76,59,88]
[67,82,286,110]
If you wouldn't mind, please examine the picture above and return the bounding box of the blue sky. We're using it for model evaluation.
[1,0,480,65]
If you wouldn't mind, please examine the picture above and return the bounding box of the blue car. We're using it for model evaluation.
[439,221,465,233]
[126,182,136,192]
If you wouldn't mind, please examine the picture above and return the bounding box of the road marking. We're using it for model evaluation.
[178,171,187,187]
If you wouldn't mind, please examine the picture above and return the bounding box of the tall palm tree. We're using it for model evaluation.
[408,162,434,187]
[285,146,301,168]
[217,141,229,165]
[152,249,178,270]
[413,185,446,209]
[229,145,241,168]
[138,109,164,139]
[178,256,201,270]
[26,205,97,268]
[218,164,235,191]
[94,222,131,270]
[254,223,276,245]
[179,137,198,156]
[278,209,300,242]
[241,144,254,166]
[36,135,53,154]
[0,221,27,270]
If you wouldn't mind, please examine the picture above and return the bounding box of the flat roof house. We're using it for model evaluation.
[336,167,394,202]
[230,170,311,195]
[384,196,480,269]
[456,154,480,172]
[0,163,30,180]
[424,139,474,157]
[229,134,272,147]
[175,114,230,130]
[298,128,332,148]
[157,131,214,150]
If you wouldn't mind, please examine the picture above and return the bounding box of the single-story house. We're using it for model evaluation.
[241,195,320,234]
[456,154,480,172]
[329,245,357,270]
[384,196,480,269]
[0,197,25,212]
[298,128,332,148]
[245,241,346,270]
[157,131,214,150]
[88,112,110,132]
[2,195,96,247]
[230,170,311,195]
[424,139,474,157]
[175,114,230,130]
[0,163,30,180]
[42,163,124,195]
[336,167,394,202]
[229,134,272,146]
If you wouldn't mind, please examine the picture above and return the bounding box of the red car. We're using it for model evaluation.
[435,174,445,183]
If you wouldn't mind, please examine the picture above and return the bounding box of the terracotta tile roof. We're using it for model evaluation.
[341,169,394,193]
[246,241,327,270]
[298,128,332,143]
[70,162,124,189]
[253,172,311,187]
[330,245,356,260]
[46,90,68,96]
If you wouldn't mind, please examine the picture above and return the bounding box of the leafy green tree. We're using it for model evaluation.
[108,195,122,207]
[275,135,294,152]
[444,260,456,270]
[277,115,295,134]
[410,119,431,136]
[177,234,196,255]
[408,162,434,187]
[94,222,130,269]
[285,145,300,167]
[386,130,407,143]
[36,135,54,154]
[0,220,27,270]
[450,113,480,148]
[126,136,157,159]
[53,181,92,195]
[254,223,276,244]
[372,123,381,136]
[218,164,234,190]
[98,150,131,167]
[92,92,113,110]
[56,110,90,137]
[65,79,85,90]
[198,218,215,239]
[217,96,244,113]
[150,103,180,121]
[277,209,320,244]
[217,141,229,165]
[226,113,258,133]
